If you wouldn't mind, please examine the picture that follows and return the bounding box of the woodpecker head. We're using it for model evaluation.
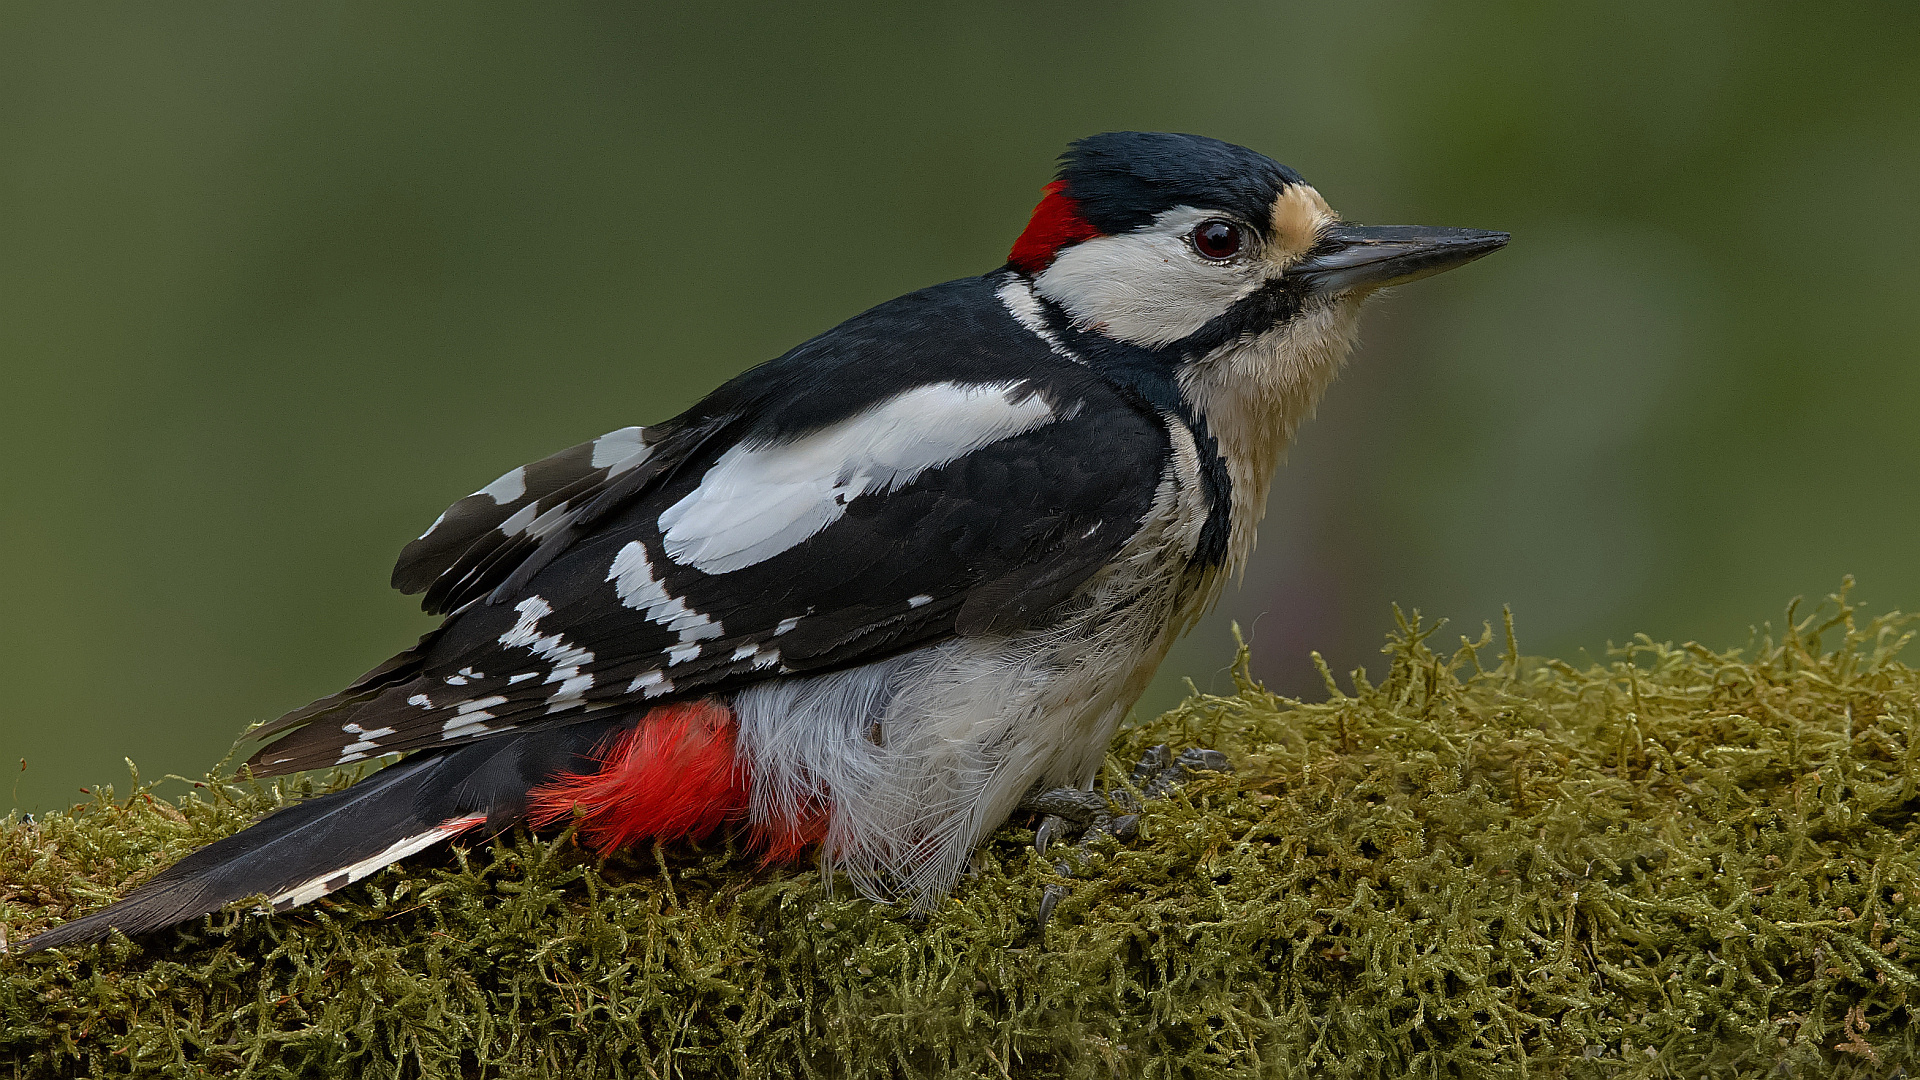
[1008,132,1508,352]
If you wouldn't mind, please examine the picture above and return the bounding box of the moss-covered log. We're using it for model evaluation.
[5,588,1919,1077]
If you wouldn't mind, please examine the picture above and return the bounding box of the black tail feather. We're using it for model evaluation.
[18,718,627,953]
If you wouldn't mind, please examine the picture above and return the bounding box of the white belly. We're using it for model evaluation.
[731,444,1213,907]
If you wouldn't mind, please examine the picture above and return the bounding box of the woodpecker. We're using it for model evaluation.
[21,132,1506,952]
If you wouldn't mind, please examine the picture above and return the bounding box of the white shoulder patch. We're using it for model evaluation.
[657,380,1061,574]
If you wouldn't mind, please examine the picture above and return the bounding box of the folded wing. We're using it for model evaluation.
[248,373,1170,776]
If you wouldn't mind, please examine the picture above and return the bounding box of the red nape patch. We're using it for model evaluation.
[1008,181,1100,274]
[528,701,749,854]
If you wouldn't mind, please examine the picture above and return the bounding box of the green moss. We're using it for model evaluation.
[5,584,1919,1078]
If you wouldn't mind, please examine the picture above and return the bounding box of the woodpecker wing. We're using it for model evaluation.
[391,418,731,617]
[248,276,1179,776]
[243,415,727,746]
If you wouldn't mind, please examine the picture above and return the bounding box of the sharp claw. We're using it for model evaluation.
[1034,814,1066,856]
[1038,883,1068,925]
[1024,745,1234,934]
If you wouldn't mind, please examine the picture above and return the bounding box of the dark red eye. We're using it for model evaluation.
[1191,219,1242,260]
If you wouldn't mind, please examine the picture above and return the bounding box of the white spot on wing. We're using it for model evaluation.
[544,668,593,711]
[907,594,932,608]
[444,713,493,729]
[339,723,397,756]
[499,596,599,665]
[626,670,674,698]
[479,466,527,504]
[441,713,495,738]
[658,381,1059,574]
[501,595,552,635]
[775,616,800,636]
[497,503,539,537]
[607,542,723,641]
[729,643,780,669]
[520,501,577,541]
[591,426,651,475]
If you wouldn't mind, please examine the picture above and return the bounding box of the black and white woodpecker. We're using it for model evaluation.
[21,132,1506,951]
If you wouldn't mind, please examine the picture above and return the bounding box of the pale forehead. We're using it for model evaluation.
[1268,184,1338,259]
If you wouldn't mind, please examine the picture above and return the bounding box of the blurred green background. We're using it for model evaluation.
[3,3,1917,814]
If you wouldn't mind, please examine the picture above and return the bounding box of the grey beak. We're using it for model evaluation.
[1292,224,1509,295]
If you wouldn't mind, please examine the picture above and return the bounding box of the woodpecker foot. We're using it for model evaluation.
[1022,744,1233,927]
[1134,745,1233,800]
[1024,786,1139,857]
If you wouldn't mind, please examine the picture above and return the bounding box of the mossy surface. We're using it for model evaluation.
[5,587,1919,1078]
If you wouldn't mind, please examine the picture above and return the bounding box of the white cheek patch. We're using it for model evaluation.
[1034,206,1262,348]
[657,380,1061,575]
